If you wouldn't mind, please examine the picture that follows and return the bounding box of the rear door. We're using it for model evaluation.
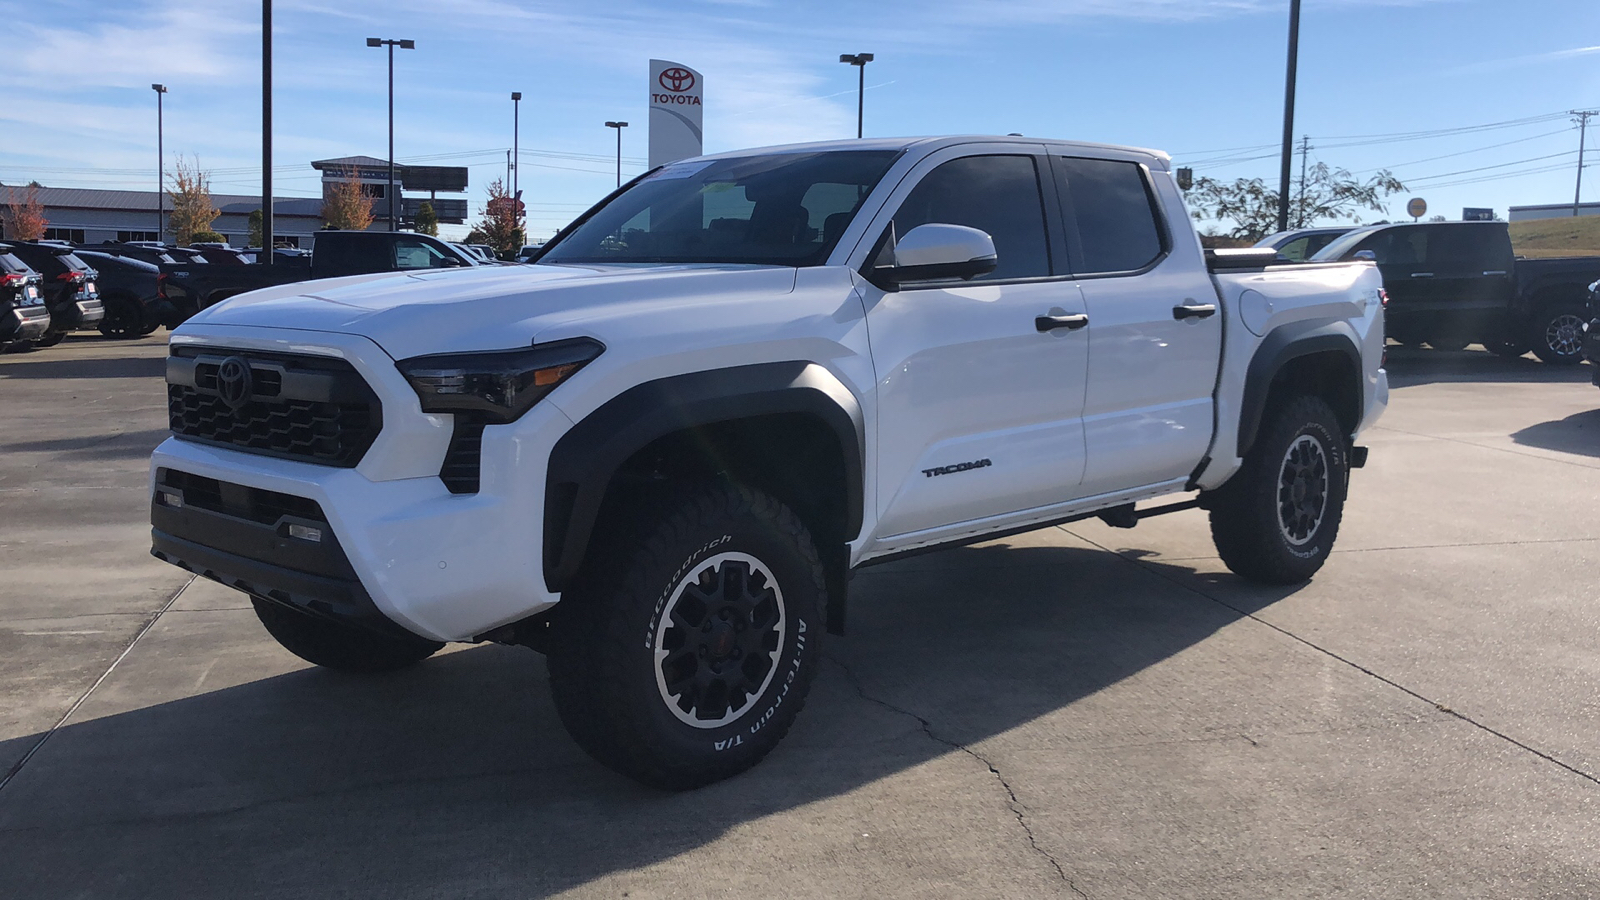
[1427,224,1514,335]
[1052,155,1222,495]
[863,147,1092,541]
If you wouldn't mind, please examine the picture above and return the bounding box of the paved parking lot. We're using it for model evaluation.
[1,335,1598,898]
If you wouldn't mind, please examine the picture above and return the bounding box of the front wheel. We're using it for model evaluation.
[547,481,824,790]
[250,597,443,673]
[1530,304,1587,364]
[1207,395,1349,584]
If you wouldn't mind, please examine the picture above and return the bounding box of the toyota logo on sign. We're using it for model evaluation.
[658,67,695,93]
[215,356,253,410]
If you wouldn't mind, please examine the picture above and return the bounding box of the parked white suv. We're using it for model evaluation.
[150,136,1387,789]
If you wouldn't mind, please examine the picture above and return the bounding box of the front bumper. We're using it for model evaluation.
[149,324,575,643]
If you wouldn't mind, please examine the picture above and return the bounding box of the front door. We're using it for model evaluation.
[862,149,1091,542]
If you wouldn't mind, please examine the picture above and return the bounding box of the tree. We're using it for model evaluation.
[247,209,264,247]
[190,230,227,244]
[322,166,375,232]
[463,227,489,244]
[414,201,439,236]
[473,177,524,259]
[1,185,47,241]
[1182,163,1406,242]
[166,156,221,245]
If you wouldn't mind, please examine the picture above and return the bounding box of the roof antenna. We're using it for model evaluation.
[1007,132,1023,136]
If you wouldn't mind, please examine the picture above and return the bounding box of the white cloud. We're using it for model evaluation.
[4,1,255,89]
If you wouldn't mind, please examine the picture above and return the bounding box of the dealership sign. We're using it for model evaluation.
[649,59,703,168]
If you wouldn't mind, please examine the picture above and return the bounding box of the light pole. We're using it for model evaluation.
[605,121,628,187]
[1276,0,1301,235]
[366,37,414,230]
[152,83,167,240]
[838,53,874,139]
[262,0,273,264]
[511,92,522,201]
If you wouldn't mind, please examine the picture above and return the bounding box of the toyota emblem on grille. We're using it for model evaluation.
[215,356,253,410]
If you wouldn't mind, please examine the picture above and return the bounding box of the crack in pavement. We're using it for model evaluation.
[1067,528,1600,791]
[0,575,195,798]
[826,656,1090,900]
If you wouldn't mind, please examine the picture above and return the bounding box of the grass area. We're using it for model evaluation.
[1509,216,1600,258]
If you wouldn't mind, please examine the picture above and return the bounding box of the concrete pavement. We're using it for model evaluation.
[1,338,1597,898]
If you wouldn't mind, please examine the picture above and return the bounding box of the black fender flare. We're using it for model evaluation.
[1237,321,1363,458]
[543,361,865,593]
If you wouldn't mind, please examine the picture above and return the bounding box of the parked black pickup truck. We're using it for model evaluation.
[1312,221,1600,363]
[159,231,479,323]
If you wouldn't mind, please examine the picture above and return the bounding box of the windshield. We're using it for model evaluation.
[1310,227,1380,262]
[540,150,902,267]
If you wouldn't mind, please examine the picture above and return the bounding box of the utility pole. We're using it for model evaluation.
[1574,110,1596,217]
[1276,0,1301,234]
[366,37,414,230]
[151,84,167,240]
[262,0,273,264]
[1295,135,1311,228]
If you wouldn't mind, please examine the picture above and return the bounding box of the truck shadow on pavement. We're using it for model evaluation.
[1382,346,1591,389]
[0,542,1299,898]
[1511,408,1600,459]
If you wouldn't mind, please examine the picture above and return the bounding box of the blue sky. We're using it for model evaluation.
[1,0,1597,239]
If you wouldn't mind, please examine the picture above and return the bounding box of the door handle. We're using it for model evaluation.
[1483,270,1507,276]
[1172,303,1217,320]
[1411,272,1434,278]
[1035,313,1089,332]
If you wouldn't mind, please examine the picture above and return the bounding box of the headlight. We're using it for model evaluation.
[396,337,604,424]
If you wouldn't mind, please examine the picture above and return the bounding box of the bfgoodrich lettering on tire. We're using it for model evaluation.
[1207,395,1349,584]
[547,481,823,790]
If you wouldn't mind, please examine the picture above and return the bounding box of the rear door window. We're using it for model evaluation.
[888,154,1052,281]
[1054,157,1167,275]
[393,238,456,269]
[1276,236,1312,262]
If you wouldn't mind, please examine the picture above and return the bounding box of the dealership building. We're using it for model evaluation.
[0,155,468,249]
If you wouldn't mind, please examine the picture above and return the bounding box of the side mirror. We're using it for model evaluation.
[1352,250,1377,262]
[440,256,467,268]
[873,223,998,288]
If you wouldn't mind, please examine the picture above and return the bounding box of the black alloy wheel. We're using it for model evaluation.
[1531,304,1587,365]
[97,296,146,339]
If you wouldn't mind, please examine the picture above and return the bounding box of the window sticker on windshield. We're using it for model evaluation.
[648,160,714,181]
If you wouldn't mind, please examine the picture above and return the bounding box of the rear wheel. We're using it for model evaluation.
[32,328,66,348]
[250,597,443,673]
[547,481,823,790]
[1530,304,1587,364]
[97,295,146,339]
[1208,395,1349,584]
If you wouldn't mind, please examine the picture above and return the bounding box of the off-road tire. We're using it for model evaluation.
[547,481,824,791]
[1208,395,1349,584]
[1530,303,1587,365]
[97,295,146,339]
[250,597,443,673]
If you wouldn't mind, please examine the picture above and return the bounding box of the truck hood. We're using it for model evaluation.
[180,264,799,359]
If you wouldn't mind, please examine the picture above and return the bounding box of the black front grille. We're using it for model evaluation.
[167,347,382,467]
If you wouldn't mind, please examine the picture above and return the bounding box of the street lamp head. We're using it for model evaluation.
[511,91,522,101]
[399,39,415,49]
[366,37,381,47]
[840,53,874,65]
[151,83,167,93]
[605,121,628,129]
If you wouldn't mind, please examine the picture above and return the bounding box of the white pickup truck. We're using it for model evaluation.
[150,136,1387,789]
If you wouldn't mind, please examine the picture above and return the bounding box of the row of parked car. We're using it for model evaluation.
[0,233,540,353]
[1256,220,1600,364]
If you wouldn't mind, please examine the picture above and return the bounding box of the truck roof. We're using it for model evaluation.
[689,135,1172,170]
